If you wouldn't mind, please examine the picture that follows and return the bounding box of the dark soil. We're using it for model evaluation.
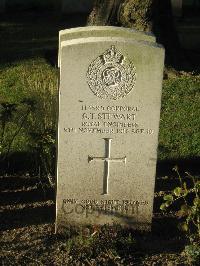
[1,161,197,265]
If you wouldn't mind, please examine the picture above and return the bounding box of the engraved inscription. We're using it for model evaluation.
[62,198,149,218]
[63,104,155,135]
[87,46,136,100]
[88,138,126,195]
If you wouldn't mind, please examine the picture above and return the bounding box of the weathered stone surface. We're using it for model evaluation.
[58,26,156,67]
[56,36,164,231]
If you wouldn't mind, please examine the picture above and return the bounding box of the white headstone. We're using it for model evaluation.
[56,29,165,232]
[58,26,156,67]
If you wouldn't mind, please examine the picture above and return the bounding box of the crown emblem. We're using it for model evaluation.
[102,45,124,65]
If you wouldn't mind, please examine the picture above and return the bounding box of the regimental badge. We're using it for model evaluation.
[86,45,136,100]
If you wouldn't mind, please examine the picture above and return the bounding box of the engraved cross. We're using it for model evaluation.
[88,138,126,195]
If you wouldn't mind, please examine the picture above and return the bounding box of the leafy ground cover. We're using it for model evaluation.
[159,74,200,160]
[0,11,200,266]
[1,170,199,265]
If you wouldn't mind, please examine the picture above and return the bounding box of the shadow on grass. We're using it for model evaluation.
[0,186,54,206]
[0,204,55,231]
[154,156,200,210]
[0,174,55,231]
[0,152,199,233]
[156,157,200,177]
[0,11,88,65]
[0,151,40,176]
[1,151,199,177]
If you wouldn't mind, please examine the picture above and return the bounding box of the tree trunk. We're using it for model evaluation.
[87,0,122,26]
[87,0,154,30]
[87,0,187,69]
[119,0,154,31]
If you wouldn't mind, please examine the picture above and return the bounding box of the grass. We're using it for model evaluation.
[0,59,58,165]
[0,11,200,266]
[0,11,88,175]
[159,75,200,160]
[1,12,200,174]
[0,59,200,174]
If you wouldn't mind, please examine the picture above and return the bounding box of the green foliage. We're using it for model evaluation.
[62,224,137,264]
[0,59,58,177]
[1,64,200,175]
[159,75,200,160]
[0,98,36,158]
[29,129,56,176]
[160,166,200,243]
[184,243,200,265]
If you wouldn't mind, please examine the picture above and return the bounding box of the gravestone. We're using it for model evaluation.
[58,26,156,67]
[56,28,165,232]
